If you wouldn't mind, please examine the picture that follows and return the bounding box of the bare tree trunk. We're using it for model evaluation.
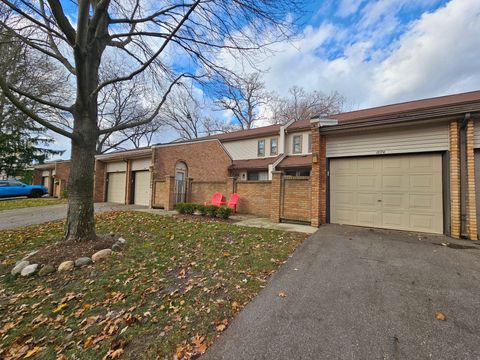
[64,111,98,242]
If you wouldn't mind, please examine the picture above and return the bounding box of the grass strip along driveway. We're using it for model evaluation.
[0,198,67,212]
[0,211,306,359]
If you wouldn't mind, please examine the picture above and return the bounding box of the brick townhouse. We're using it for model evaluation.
[33,90,480,240]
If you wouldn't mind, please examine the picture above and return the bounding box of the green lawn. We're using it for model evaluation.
[0,211,307,359]
[0,198,67,211]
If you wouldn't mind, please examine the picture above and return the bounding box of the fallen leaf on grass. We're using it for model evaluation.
[435,311,446,321]
[278,291,287,298]
[216,324,226,332]
[0,322,15,335]
[53,303,67,313]
[192,335,207,354]
[24,346,42,358]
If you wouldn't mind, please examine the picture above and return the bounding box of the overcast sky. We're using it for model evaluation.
[50,0,480,160]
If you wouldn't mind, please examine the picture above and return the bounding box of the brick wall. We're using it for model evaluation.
[189,181,228,204]
[466,120,477,240]
[449,120,461,238]
[94,160,106,203]
[282,176,311,222]
[54,161,71,198]
[236,181,272,217]
[153,180,166,208]
[310,122,324,227]
[153,140,232,182]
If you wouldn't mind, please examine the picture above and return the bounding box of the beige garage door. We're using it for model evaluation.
[330,154,443,234]
[107,172,126,203]
[134,171,151,206]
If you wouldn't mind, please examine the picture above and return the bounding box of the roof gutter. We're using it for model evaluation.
[319,104,480,133]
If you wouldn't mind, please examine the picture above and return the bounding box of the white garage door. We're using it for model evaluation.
[107,172,126,203]
[134,171,151,206]
[330,154,443,234]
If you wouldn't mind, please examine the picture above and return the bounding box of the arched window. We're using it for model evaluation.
[175,161,188,181]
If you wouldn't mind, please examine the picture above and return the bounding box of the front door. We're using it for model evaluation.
[175,171,186,205]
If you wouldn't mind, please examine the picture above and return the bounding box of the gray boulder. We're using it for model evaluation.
[58,260,74,272]
[11,260,29,276]
[75,257,92,267]
[38,265,55,276]
[21,264,38,277]
[92,249,112,262]
[111,243,123,252]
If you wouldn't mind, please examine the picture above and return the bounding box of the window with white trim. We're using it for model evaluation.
[293,135,302,154]
[270,137,278,155]
[257,139,265,157]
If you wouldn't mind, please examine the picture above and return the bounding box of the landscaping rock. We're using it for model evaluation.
[111,243,122,252]
[39,265,55,276]
[11,260,29,276]
[92,249,112,262]
[21,264,38,277]
[58,261,74,272]
[75,257,92,267]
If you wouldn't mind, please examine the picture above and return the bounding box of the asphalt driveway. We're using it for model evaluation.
[0,203,146,230]
[203,225,480,360]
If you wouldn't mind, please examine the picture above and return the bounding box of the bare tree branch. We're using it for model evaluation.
[0,74,73,138]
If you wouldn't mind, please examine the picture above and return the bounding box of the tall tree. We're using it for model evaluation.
[215,73,270,130]
[0,18,63,178]
[95,71,160,154]
[271,86,345,124]
[162,86,236,141]
[0,0,299,242]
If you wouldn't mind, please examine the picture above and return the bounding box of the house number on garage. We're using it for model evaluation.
[376,150,386,154]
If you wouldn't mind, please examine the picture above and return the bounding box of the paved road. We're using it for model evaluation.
[0,203,146,230]
[203,225,480,360]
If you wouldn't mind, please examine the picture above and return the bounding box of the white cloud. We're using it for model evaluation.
[219,0,480,110]
[337,0,365,17]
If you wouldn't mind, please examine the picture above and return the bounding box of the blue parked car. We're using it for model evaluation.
[0,180,48,198]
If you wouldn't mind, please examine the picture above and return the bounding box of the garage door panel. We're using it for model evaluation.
[336,175,355,187]
[358,175,376,187]
[357,212,376,226]
[409,174,435,189]
[334,192,354,205]
[107,172,126,204]
[382,157,402,170]
[382,175,402,189]
[358,193,377,206]
[330,154,443,234]
[382,212,405,227]
[382,193,404,208]
[410,214,437,231]
[357,158,375,170]
[409,194,436,209]
[335,209,355,223]
[134,171,151,206]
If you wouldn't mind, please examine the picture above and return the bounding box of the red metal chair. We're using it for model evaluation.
[204,192,224,206]
[221,193,240,213]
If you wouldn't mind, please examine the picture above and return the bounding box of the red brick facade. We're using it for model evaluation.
[236,181,272,218]
[33,161,71,198]
[152,140,232,182]
[93,160,106,203]
[281,176,311,222]
[54,161,71,198]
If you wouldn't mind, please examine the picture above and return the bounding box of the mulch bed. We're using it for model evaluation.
[28,236,117,267]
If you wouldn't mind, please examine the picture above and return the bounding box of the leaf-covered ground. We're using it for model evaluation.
[0,198,67,212]
[0,211,307,359]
